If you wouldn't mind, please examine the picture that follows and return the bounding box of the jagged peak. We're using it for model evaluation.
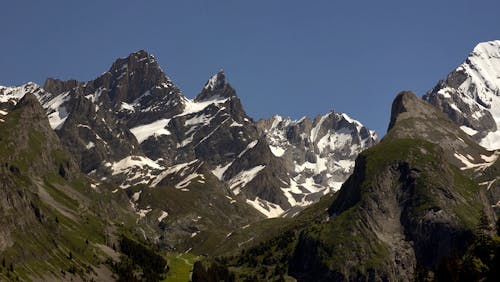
[314,111,360,127]
[195,69,237,102]
[119,49,157,62]
[109,50,160,73]
[339,112,362,127]
[203,69,226,91]
[88,50,177,105]
[131,49,153,58]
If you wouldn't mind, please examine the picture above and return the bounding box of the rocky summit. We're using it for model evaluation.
[1,41,499,281]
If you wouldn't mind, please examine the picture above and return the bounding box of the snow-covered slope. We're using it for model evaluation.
[424,40,500,150]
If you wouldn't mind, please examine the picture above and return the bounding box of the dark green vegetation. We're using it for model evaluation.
[112,236,168,281]
[434,212,500,282]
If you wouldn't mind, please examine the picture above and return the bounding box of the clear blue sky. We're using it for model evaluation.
[1,1,499,136]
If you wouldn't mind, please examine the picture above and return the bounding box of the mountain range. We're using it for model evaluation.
[0,40,499,281]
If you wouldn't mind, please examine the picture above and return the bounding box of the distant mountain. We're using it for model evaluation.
[256,113,376,215]
[0,50,376,220]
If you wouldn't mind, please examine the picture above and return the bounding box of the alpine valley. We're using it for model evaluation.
[0,41,499,282]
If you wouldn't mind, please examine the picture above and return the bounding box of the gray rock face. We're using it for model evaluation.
[0,172,38,252]
[222,138,291,210]
[47,92,139,173]
[35,51,184,174]
[43,78,82,96]
[291,161,420,282]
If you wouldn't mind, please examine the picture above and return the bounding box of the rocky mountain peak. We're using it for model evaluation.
[195,70,236,101]
[388,91,436,132]
[204,70,226,91]
[387,90,492,171]
[93,50,172,105]
[423,40,500,150]
[109,50,162,74]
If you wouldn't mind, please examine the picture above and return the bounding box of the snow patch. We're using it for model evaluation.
[120,102,135,112]
[151,160,199,187]
[246,197,284,218]
[454,152,498,171]
[158,211,169,222]
[137,208,152,218]
[43,91,72,130]
[132,191,142,202]
[85,141,95,150]
[269,145,285,157]
[175,173,205,189]
[228,165,266,195]
[230,120,243,127]
[212,162,233,181]
[130,118,171,143]
[460,125,478,136]
[238,140,258,158]
[111,156,162,176]
[204,71,224,91]
[177,96,229,117]
[310,114,328,143]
